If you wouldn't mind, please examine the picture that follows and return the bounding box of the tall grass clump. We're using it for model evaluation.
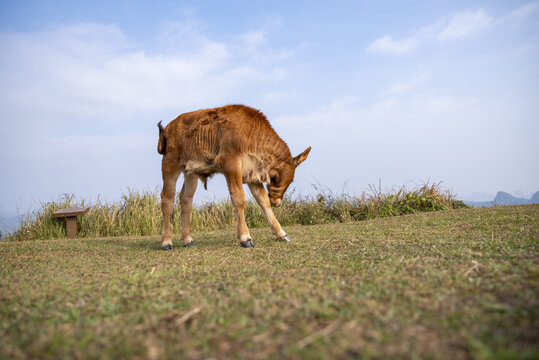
[9,182,467,241]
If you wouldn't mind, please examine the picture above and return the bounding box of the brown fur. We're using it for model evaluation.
[158,104,311,248]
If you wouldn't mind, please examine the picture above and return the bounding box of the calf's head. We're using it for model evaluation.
[267,147,311,207]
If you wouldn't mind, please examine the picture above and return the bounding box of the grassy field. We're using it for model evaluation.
[1,205,537,359]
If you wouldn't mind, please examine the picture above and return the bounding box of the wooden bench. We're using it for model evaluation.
[52,207,90,238]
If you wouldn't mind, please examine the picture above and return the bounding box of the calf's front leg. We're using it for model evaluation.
[179,172,198,247]
[248,183,290,242]
[224,164,254,248]
[160,157,180,250]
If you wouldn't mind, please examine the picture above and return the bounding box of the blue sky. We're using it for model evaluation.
[1,0,538,216]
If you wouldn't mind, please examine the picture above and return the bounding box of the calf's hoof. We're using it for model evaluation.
[278,235,291,242]
[240,240,255,248]
[184,241,196,247]
[162,244,173,251]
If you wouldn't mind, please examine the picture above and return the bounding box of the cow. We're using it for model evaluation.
[157,105,311,250]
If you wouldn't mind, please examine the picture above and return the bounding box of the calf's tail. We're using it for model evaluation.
[157,121,167,155]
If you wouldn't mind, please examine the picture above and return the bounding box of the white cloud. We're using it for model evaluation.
[271,88,539,197]
[271,94,478,193]
[387,72,430,94]
[438,9,493,41]
[366,5,535,55]
[0,21,295,212]
[505,1,539,20]
[0,22,293,127]
[366,35,418,55]
[242,30,266,48]
[27,132,155,159]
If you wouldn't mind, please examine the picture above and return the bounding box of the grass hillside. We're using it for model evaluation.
[1,205,537,359]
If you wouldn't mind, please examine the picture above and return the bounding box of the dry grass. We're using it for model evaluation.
[8,182,467,241]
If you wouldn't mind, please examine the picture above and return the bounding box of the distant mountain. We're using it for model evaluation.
[465,190,539,207]
[531,191,539,204]
[494,191,530,205]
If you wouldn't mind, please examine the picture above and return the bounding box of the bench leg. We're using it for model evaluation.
[66,216,77,238]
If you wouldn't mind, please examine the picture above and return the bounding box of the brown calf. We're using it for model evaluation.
[157,105,310,249]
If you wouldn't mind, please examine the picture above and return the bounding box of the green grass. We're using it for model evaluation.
[1,205,537,359]
[8,182,467,241]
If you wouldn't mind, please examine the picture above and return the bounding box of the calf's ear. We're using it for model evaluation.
[293,146,311,167]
